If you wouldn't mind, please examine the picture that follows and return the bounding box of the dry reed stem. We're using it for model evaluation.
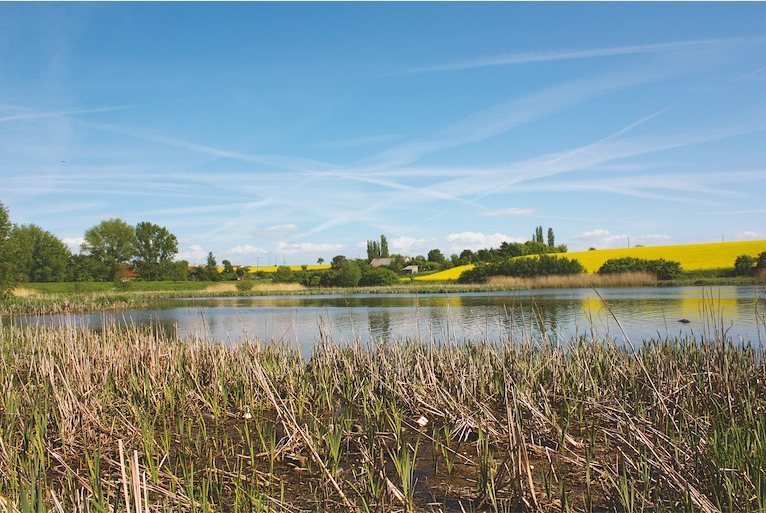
[507,385,539,510]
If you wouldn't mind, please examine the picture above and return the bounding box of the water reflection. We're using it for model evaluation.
[4,286,764,357]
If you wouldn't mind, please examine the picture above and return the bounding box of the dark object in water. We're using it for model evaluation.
[678,318,691,324]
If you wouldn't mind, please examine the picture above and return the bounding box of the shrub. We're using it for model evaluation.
[359,267,400,287]
[732,252,766,277]
[458,255,584,283]
[598,257,682,280]
[235,278,254,291]
[733,255,757,276]
[271,266,296,283]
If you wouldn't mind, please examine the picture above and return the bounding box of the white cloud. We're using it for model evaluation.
[228,244,267,256]
[735,231,759,240]
[478,208,537,217]
[445,231,519,253]
[177,244,208,264]
[255,224,298,237]
[61,236,85,253]
[389,236,427,256]
[274,241,345,255]
[569,229,672,250]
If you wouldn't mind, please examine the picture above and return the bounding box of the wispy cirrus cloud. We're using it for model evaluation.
[478,208,537,217]
[360,67,673,172]
[275,241,346,255]
[397,37,766,74]
[254,224,299,238]
[405,124,765,208]
[315,133,400,149]
[0,103,134,124]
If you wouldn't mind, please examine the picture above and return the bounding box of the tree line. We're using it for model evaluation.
[0,201,189,296]
[364,228,568,274]
[5,199,760,297]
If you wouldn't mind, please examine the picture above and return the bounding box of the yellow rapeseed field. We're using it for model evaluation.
[565,240,766,273]
[416,265,473,281]
[219,265,332,274]
[251,264,331,273]
[416,239,766,280]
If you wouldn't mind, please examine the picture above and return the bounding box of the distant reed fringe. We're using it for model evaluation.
[487,271,658,288]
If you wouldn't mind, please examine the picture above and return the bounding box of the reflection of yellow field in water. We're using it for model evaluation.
[417,240,766,280]
[203,283,306,293]
[580,292,745,325]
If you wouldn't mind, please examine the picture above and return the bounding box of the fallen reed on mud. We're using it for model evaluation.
[0,316,764,512]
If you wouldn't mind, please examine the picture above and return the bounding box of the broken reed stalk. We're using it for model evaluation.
[249,349,355,509]
[591,287,680,434]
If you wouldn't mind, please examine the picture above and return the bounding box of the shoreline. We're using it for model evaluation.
[2,276,763,316]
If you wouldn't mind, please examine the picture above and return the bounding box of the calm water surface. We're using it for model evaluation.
[9,286,765,357]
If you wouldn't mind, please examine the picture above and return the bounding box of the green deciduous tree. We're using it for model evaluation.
[0,201,20,297]
[335,259,361,287]
[359,267,399,286]
[220,260,237,281]
[82,218,137,281]
[427,248,445,264]
[757,252,766,271]
[733,255,757,276]
[133,221,179,281]
[331,255,347,269]
[271,266,295,283]
[9,224,72,282]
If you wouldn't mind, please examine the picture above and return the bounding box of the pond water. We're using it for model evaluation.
[7,286,765,357]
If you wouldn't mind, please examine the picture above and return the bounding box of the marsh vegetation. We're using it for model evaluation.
[1,301,764,512]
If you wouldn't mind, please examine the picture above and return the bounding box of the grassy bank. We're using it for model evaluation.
[0,319,764,512]
[4,274,763,316]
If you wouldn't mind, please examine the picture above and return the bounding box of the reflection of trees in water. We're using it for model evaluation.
[367,309,393,341]
[17,287,763,355]
[497,300,571,342]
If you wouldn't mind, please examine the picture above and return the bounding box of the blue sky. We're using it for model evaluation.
[1,2,764,265]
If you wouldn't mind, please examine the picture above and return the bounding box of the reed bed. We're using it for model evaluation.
[203,282,307,293]
[1,285,515,316]
[486,272,658,289]
[0,311,764,513]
